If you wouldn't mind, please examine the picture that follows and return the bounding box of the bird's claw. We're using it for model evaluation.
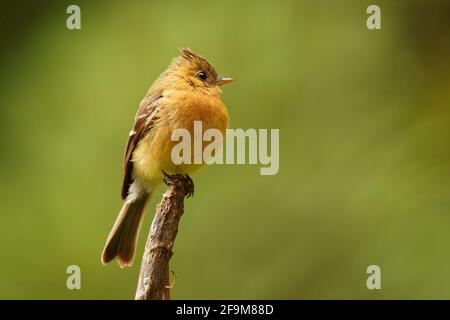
[185,175,194,198]
[162,171,194,198]
[162,171,171,185]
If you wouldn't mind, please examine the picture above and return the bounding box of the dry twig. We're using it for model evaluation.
[135,174,193,300]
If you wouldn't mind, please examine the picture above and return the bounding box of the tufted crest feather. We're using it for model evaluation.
[173,47,218,79]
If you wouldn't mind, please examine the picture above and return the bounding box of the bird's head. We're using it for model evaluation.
[167,48,233,93]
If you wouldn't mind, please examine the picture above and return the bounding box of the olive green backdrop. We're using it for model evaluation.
[0,0,449,299]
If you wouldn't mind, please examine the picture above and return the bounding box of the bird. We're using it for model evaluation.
[101,48,233,267]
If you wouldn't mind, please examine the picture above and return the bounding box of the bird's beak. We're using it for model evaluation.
[214,77,234,86]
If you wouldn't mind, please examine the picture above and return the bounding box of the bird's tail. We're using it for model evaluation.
[101,193,149,267]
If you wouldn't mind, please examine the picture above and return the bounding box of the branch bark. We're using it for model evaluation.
[135,174,193,300]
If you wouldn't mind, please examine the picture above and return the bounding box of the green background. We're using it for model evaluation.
[1,0,449,299]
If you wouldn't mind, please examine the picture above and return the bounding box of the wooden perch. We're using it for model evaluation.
[135,174,194,300]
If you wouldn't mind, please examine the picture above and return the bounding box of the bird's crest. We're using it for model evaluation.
[178,47,217,78]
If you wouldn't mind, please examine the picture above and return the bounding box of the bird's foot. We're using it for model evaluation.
[162,171,171,185]
[162,171,194,198]
[184,175,194,198]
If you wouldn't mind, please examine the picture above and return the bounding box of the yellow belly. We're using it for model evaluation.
[132,94,228,191]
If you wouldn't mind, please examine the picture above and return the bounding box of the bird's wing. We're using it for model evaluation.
[121,94,162,199]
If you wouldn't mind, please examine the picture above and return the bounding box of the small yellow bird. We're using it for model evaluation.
[101,48,232,267]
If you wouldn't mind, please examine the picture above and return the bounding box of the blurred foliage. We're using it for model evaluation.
[0,0,450,299]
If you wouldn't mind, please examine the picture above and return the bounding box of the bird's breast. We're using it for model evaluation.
[133,91,229,185]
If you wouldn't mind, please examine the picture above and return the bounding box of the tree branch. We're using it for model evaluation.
[135,174,193,300]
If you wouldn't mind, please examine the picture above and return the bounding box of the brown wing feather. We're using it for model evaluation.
[121,94,162,199]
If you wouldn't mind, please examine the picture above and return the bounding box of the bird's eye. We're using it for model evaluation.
[197,71,207,81]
